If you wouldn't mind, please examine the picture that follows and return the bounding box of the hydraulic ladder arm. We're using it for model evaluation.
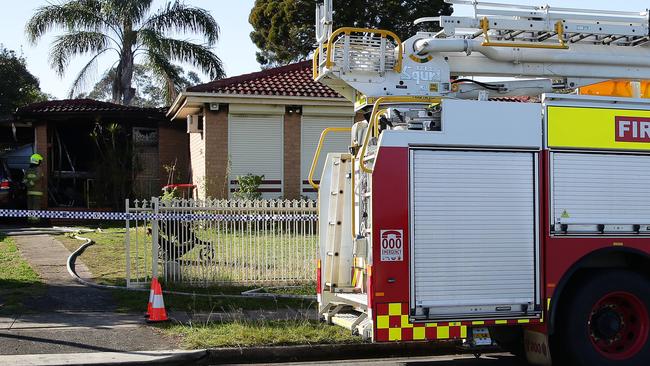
[314,0,650,107]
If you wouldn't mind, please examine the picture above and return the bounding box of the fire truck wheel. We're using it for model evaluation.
[560,270,650,366]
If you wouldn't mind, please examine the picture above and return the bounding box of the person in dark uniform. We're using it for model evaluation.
[24,153,43,223]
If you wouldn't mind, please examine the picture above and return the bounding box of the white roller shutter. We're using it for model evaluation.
[301,116,352,197]
[229,114,283,198]
[411,150,538,320]
[552,152,650,225]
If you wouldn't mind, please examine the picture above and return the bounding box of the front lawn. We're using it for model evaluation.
[57,228,316,313]
[162,319,363,348]
[0,234,44,314]
[58,227,133,286]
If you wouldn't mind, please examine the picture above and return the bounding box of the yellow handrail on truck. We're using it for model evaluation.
[308,127,356,240]
[324,27,404,73]
[308,127,352,191]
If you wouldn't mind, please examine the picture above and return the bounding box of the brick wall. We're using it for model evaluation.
[283,108,301,199]
[33,121,48,208]
[158,123,189,188]
[203,105,229,199]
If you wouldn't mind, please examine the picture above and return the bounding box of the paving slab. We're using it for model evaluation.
[0,327,181,356]
[0,349,206,365]
[0,312,142,330]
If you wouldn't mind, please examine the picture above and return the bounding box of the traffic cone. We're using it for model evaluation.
[147,279,168,323]
[145,278,158,318]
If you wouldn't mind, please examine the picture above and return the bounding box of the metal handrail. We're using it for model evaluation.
[313,48,320,80]
[358,96,442,174]
[308,127,352,190]
[325,27,403,73]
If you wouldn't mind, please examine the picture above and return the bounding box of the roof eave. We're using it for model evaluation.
[167,92,187,119]
[167,91,352,121]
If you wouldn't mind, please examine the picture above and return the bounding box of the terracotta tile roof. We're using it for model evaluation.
[187,60,343,98]
[17,99,167,115]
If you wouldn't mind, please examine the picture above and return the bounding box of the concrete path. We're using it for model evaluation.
[0,235,179,355]
[0,350,207,366]
[230,353,519,366]
[12,235,115,312]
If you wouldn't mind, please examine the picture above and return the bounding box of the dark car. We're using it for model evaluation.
[0,158,23,208]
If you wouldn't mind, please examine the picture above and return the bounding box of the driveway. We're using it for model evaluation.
[0,234,179,355]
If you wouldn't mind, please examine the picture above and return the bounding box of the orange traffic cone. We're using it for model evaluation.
[147,278,168,323]
[145,278,158,318]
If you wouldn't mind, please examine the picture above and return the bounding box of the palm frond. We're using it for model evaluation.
[50,31,110,76]
[26,0,108,43]
[145,50,182,103]
[105,0,153,27]
[140,34,224,80]
[67,48,111,98]
[142,1,220,45]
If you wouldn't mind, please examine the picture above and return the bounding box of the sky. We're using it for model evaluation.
[2,0,650,99]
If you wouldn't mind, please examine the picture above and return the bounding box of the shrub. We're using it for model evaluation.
[233,174,264,200]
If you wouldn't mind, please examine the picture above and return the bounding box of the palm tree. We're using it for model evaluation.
[26,0,224,105]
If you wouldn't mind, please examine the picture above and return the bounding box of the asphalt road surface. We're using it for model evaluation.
[223,353,525,366]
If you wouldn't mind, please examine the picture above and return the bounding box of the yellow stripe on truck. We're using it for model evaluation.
[548,106,650,150]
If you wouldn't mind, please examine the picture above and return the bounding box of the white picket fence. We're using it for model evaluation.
[125,197,319,287]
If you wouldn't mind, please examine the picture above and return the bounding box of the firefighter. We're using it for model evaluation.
[24,153,44,223]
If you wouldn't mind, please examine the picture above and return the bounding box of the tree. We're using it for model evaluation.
[26,0,225,105]
[0,47,48,115]
[249,0,452,66]
[78,64,202,107]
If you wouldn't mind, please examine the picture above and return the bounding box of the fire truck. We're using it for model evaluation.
[309,1,650,365]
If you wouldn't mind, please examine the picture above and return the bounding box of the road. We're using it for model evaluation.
[223,353,524,366]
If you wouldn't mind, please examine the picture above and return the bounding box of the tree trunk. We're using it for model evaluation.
[112,23,136,105]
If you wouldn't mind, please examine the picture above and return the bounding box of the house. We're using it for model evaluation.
[167,60,359,200]
[15,99,189,209]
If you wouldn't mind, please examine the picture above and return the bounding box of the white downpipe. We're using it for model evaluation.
[414,38,650,68]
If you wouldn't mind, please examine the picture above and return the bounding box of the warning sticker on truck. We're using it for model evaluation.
[380,230,403,261]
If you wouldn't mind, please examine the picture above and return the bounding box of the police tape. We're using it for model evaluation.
[0,209,318,222]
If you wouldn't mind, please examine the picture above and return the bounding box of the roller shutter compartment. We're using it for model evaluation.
[410,150,539,321]
[552,152,650,227]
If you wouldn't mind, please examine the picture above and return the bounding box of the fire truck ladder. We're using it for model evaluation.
[320,153,371,337]
[310,129,371,337]
[314,0,650,103]
[432,0,650,48]
[322,153,348,292]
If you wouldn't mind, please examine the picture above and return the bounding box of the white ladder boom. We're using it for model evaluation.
[314,0,650,104]
[433,0,650,47]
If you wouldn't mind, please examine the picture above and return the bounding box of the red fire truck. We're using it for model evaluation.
[310,1,650,365]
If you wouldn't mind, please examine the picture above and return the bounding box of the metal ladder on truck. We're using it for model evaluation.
[309,129,371,338]
[314,0,650,105]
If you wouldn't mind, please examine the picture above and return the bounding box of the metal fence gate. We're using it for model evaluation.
[125,198,318,287]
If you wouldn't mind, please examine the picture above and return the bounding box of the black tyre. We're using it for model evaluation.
[558,270,650,366]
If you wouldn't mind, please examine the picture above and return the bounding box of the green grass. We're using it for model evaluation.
[0,235,44,314]
[58,226,318,286]
[58,227,136,287]
[162,319,363,349]
[57,228,317,313]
